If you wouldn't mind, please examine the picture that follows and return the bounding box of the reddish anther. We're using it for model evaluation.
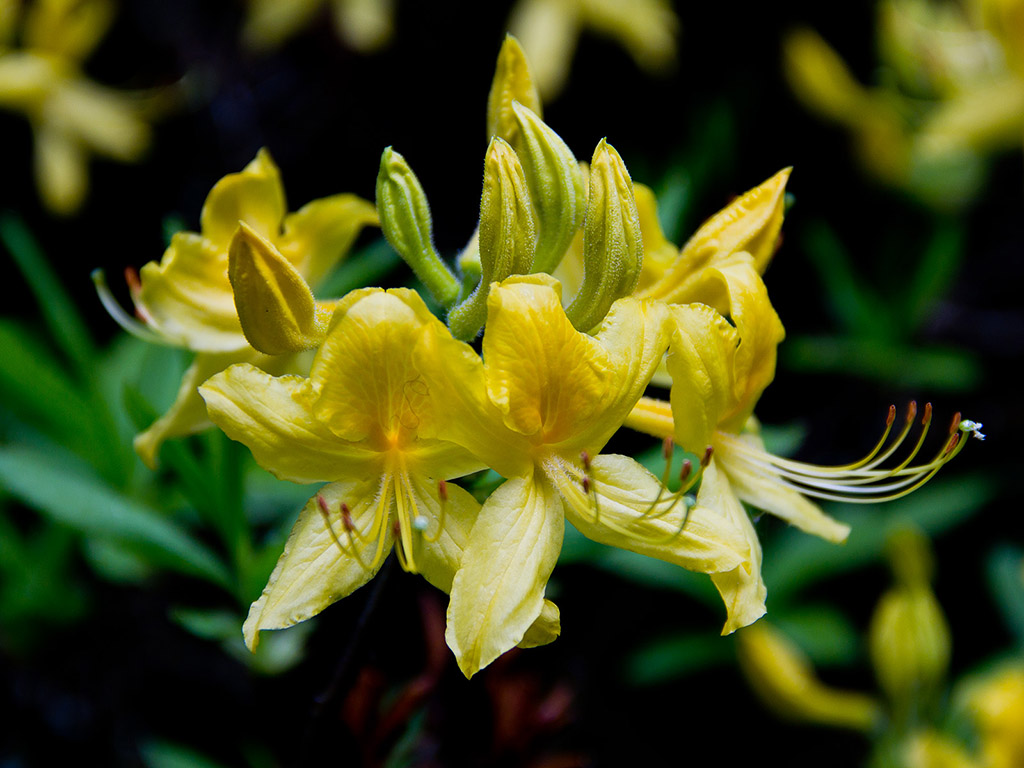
[921,402,932,425]
[886,405,896,426]
[580,450,591,470]
[438,479,448,502]
[679,459,692,484]
[701,446,714,467]
[950,411,962,434]
[662,436,674,461]
[340,502,355,531]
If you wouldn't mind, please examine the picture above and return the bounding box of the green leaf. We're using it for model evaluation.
[0,213,95,374]
[764,472,995,603]
[773,605,860,666]
[0,445,232,589]
[904,220,965,333]
[986,546,1024,645]
[140,741,229,768]
[783,336,980,391]
[625,632,733,685]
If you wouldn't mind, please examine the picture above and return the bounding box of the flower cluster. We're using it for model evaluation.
[101,36,979,678]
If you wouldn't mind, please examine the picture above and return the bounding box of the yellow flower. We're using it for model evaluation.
[961,664,1024,768]
[200,288,491,650]
[242,0,394,53]
[783,0,1024,208]
[626,257,976,628]
[508,0,678,99]
[96,149,377,467]
[418,274,751,677]
[0,0,153,214]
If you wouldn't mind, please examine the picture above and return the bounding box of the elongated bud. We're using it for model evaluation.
[869,527,950,715]
[565,139,642,331]
[737,622,881,731]
[447,137,536,340]
[510,100,585,274]
[486,34,543,143]
[375,147,460,307]
[229,222,331,354]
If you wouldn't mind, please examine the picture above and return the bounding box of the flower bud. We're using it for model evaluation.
[447,137,536,340]
[486,34,543,144]
[869,527,951,713]
[228,222,331,355]
[510,100,585,274]
[375,147,460,307]
[565,139,642,332]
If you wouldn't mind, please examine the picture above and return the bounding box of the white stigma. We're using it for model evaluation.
[412,515,429,531]
[960,420,985,441]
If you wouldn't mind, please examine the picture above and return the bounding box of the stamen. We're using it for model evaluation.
[716,404,977,504]
[316,494,371,572]
[419,479,448,544]
[91,269,172,346]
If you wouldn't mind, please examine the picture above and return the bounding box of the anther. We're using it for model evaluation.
[340,502,356,532]
[905,401,918,425]
[580,450,592,471]
[679,459,692,485]
[438,479,449,502]
[582,476,591,494]
[921,402,932,426]
[662,436,674,462]
[886,404,896,427]
[949,411,962,435]
[701,446,714,468]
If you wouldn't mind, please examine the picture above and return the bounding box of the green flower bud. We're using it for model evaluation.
[448,137,537,340]
[486,34,543,144]
[375,147,460,307]
[565,139,643,331]
[510,100,585,274]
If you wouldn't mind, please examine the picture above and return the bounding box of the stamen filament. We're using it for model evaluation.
[91,269,174,346]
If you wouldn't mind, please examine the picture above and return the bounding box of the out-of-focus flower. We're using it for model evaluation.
[903,730,981,768]
[95,149,377,467]
[870,527,951,714]
[419,274,750,677]
[737,621,882,731]
[960,664,1024,768]
[784,0,1024,208]
[0,0,156,214]
[242,0,394,53]
[508,0,678,99]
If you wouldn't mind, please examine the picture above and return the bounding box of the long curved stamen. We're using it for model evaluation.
[317,494,371,573]
[418,479,448,544]
[719,404,977,504]
[91,268,174,345]
[552,455,698,546]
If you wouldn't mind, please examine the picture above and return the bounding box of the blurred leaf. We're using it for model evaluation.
[170,607,240,641]
[317,238,403,298]
[0,213,96,374]
[0,445,232,588]
[802,221,892,339]
[904,220,965,332]
[760,421,808,457]
[774,605,860,666]
[783,336,980,390]
[986,545,1024,645]
[764,472,995,603]
[82,537,154,584]
[595,548,720,606]
[140,741,229,768]
[625,632,733,685]
[0,319,97,451]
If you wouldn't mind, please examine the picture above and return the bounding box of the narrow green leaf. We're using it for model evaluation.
[315,238,403,298]
[904,219,965,333]
[625,632,733,685]
[0,445,232,589]
[0,213,95,373]
[986,546,1024,645]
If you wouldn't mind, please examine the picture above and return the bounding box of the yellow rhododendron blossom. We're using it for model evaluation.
[96,149,377,467]
[199,288,525,651]
[508,0,678,99]
[418,274,751,677]
[962,664,1024,768]
[784,0,1024,208]
[0,0,154,214]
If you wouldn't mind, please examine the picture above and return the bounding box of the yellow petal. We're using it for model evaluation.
[508,0,580,100]
[579,0,678,74]
[200,148,286,251]
[23,0,114,61]
[666,303,739,453]
[555,453,747,575]
[0,52,60,106]
[135,349,260,469]
[332,0,394,52]
[634,182,679,291]
[518,599,561,648]
[643,168,791,305]
[242,0,320,51]
[45,78,149,161]
[405,472,480,595]
[715,432,851,543]
[484,274,607,439]
[783,28,871,125]
[310,288,449,445]
[137,231,247,352]
[446,472,564,678]
[34,122,87,215]
[278,193,378,288]
[200,362,379,484]
[229,223,330,355]
[697,460,766,634]
[243,477,393,650]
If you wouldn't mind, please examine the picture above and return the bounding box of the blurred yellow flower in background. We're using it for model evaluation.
[0,0,156,214]
[784,0,1024,208]
[508,0,678,99]
[242,0,394,53]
